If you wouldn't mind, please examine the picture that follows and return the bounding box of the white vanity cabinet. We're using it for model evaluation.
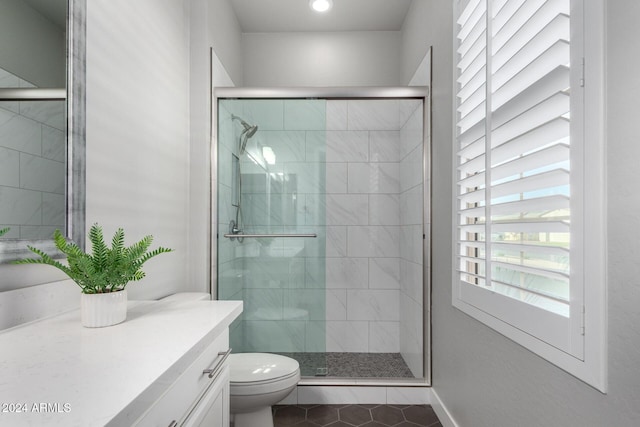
[133,331,231,427]
[0,300,242,427]
[181,365,229,427]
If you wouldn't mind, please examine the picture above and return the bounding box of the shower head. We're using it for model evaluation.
[232,114,258,135]
[243,123,258,139]
[232,114,258,154]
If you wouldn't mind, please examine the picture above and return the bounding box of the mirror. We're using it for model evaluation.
[0,0,85,263]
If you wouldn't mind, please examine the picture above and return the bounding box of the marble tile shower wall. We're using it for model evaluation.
[218,99,424,368]
[323,99,423,356]
[217,100,248,352]
[0,68,66,239]
[399,103,425,377]
[218,99,329,353]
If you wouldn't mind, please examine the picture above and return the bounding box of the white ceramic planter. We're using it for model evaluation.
[80,290,128,328]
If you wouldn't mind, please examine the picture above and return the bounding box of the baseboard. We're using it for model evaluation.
[430,388,459,427]
[278,385,431,405]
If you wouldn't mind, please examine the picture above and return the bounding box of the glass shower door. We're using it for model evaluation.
[217,99,327,376]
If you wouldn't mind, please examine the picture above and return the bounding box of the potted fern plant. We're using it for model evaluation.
[14,223,172,327]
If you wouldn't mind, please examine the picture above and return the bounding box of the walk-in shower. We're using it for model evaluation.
[215,88,430,384]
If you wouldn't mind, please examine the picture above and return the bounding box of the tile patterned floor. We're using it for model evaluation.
[276,352,415,378]
[273,404,442,427]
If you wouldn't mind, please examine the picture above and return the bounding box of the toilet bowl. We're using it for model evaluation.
[160,294,300,427]
[229,353,300,427]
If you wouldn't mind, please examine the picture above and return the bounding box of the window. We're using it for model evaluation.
[453,0,606,391]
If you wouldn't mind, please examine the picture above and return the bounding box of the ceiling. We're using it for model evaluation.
[231,0,414,32]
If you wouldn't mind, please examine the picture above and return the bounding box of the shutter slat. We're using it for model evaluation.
[458,0,482,26]
[491,242,569,256]
[490,194,569,217]
[458,0,486,40]
[458,135,485,162]
[492,260,569,281]
[494,0,568,54]
[494,13,568,72]
[459,240,485,249]
[458,50,487,89]
[492,143,569,181]
[458,187,486,205]
[457,101,486,133]
[460,205,486,219]
[492,0,526,36]
[458,152,486,176]
[491,279,569,304]
[492,117,569,164]
[458,83,486,116]
[493,47,569,112]
[458,112,486,146]
[492,92,569,147]
[493,0,545,50]
[492,65,570,121]
[491,220,569,233]
[458,14,487,56]
[491,168,569,200]
[458,271,486,285]
[459,35,487,73]
[459,223,486,234]
[460,254,486,263]
[458,171,485,189]
[458,65,486,101]
[493,39,570,93]
[491,0,509,19]
[493,0,570,65]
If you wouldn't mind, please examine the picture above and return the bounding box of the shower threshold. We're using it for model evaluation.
[275,352,415,379]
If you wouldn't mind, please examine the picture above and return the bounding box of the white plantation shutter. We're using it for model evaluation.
[455,0,580,355]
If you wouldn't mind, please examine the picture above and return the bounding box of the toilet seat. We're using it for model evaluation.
[229,353,300,396]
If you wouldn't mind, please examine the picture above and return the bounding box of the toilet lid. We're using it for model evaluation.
[229,353,299,383]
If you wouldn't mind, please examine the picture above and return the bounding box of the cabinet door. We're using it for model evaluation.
[181,365,229,427]
[132,331,230,427]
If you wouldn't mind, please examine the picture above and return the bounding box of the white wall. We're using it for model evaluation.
[242,31,401,87]
[85,0,191,300]
[414,0,640,425]
[188,0,238,294]
[0,0,194,328]
[401,0,432,86]
[207,0,243,86]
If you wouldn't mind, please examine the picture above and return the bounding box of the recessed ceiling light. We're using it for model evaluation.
[310,0,333,13]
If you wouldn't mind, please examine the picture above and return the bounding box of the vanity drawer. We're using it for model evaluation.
[133,330,230,427]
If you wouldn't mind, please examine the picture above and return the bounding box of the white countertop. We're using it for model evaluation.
[0,299,243,427]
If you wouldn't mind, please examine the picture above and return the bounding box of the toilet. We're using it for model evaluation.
[229,353,300,427]
[160,293,300,427]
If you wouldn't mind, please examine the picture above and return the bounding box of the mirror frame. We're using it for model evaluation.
[0,0,86,263]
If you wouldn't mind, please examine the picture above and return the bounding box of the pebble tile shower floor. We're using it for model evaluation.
[272,404,442,427]
[276,353,415,378]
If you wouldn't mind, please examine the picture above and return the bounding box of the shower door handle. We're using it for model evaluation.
[223,233,317,238]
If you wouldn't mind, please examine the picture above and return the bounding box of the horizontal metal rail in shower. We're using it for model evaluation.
[0,88,66,100]
[223,233,317,239]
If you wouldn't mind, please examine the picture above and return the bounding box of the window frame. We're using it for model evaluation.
[451,0,607,392]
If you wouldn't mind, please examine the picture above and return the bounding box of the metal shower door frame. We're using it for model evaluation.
[211,86,432,387]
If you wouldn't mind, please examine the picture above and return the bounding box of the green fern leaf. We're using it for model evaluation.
[13,224,172,293]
